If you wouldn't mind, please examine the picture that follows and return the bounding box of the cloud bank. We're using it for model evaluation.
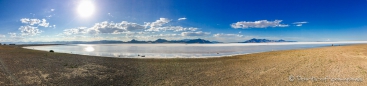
[213,33,243,37]
[19,26,43,36]
[181,31,210,36]
[62,18,207,37]
[21,18,41,25]
[20,18,50,27]
[63,27,90,35]
[0,34,5,38]
[231,20,289,29]
[8,33,17,38]
[145,26,198,32]
[89,21,145,34]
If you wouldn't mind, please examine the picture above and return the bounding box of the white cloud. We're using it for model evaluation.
[213,33,243,37]
[8,33,17,37]
[293,21,308,26]
[144,27,162,32]
[172,27,197,32]
[38,19,49,27]
[145,26,198,32]
[63,27,89,35]
[146,18,170,28]
[63,21,145,35]
[126,33,180,38]
[209,34,255,42]
[19,26,43,36]
[178,17,187,21]
[181,31,210,36]
[89,21,145,34]
[278,24,289,27]
[124,32,148,36]
[0,34,5,38]
[156,34,179,37]
[20,18,50,27]
[144,18,196,32]
[4,33,24,42]
[231,20,289,29]
[20,18,28,23]
[123,33,187,41]
[51,9,55,12]
[20,18,41,25]
[60,18,208,40]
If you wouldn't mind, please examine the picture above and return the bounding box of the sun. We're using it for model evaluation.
[77,0,95,17]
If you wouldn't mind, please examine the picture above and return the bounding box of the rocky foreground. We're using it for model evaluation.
[0,44,366,85]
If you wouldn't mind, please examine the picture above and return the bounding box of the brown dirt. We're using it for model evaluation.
[0,44,366,85]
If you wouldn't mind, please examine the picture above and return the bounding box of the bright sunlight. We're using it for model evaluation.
[77,0,95,17]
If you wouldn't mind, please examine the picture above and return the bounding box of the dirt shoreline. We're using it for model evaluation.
[0,44,366,85]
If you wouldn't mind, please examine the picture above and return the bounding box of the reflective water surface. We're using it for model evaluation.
[23,42,367,58]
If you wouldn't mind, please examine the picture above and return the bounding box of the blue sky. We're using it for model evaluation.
[0,0,366,42]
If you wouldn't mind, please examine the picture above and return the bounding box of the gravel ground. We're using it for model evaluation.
[0,44,366,85]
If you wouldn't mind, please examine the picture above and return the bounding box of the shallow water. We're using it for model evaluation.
[23,42,367,58]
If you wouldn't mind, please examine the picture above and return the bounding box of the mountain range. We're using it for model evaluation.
[238,38,296,43]
[0,38,296,44]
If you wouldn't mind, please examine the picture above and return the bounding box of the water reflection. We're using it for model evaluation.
[22,42,367,58]
[84,46,95,52]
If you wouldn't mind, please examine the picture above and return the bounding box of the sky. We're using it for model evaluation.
[0,0,366,42]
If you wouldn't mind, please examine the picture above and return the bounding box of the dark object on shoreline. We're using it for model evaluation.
[9,44,15,45]
[3,44,6,45]
[138,54,140,56]
[217,53,219,54]
[49,50,54,53]
[141,55,145,57]
[332,44,334,46]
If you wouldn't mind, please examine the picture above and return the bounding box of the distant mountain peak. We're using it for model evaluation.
[239,38,296,43]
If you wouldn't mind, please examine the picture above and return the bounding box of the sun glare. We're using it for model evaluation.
[77,0,95,17]
[84,46,95,52]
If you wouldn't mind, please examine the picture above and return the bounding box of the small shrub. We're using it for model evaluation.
[49,50,54,53]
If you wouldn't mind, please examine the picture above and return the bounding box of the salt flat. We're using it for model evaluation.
[23,41,367,58]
